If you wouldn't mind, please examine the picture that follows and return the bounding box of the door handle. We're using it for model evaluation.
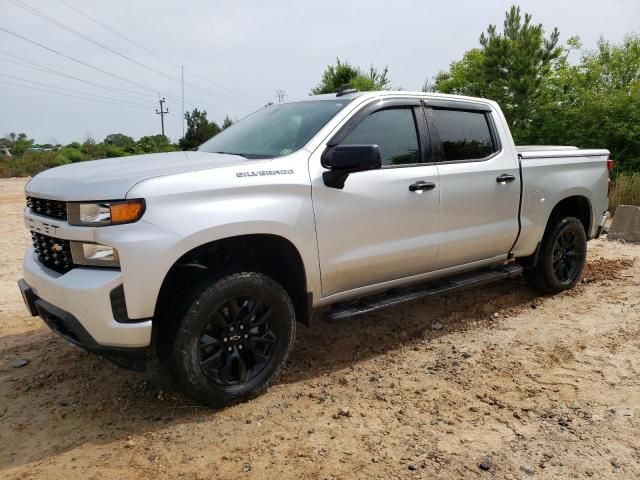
[409,181,436,192]
[496,174,516,184]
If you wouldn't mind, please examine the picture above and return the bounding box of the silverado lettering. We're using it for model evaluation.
[236,169,294,177]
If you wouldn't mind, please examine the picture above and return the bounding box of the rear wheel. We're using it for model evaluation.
[524,216,587,293]
[161,272,296,407]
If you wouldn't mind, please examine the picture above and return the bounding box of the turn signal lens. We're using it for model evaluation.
[110,200,145,224]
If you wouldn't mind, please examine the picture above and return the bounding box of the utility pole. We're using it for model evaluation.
[181,65,185,138]
[155,97,169,136]
[275,89,287,103]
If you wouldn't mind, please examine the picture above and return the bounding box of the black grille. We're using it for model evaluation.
[31,232,74,274]
[26,196,68,221]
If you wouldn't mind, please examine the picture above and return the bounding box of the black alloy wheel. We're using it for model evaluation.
[551,228,583,285]
[198,296,277,385]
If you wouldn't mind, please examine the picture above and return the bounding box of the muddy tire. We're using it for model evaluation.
[524,216,587,293]
[160,272,296,407]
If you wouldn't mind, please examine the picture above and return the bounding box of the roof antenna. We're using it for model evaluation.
[336,84,357,97]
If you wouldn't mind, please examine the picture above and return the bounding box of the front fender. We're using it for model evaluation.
[106,159,318,319]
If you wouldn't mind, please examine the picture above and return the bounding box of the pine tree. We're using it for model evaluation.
[179,109,221,150]
[478,6,562,137]
[311,58,389,95]
[429,6,562,141]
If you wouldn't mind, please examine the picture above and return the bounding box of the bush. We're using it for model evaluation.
[55,147,89,163]
[610,172,640,214]
[0,132,183,178]
[0,151,71,177]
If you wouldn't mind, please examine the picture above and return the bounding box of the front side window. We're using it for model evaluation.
[340,108,421,166]
[198,100,351,159]
[431,109,497,161]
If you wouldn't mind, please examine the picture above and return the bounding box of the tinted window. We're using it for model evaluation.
[432,109,496,161]
[198,100,351,158]
[341,108,420,166]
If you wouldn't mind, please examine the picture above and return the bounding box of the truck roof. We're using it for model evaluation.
[289,90,496,106]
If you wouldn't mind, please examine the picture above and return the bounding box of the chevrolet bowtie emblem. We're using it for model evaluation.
[52,243,63,252]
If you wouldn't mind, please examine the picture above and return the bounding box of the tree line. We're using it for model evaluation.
[0,112,234,177]
[1,5,638,177]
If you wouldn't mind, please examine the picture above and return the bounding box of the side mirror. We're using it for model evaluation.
[322,144,382,188]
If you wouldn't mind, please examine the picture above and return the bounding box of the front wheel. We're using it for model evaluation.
[524,216,587,293]
[166,272,296,407]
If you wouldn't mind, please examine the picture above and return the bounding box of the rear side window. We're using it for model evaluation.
[431,109,497,161]
[340,108,420,166]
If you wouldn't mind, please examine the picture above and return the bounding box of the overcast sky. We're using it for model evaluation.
[1,0,638,144]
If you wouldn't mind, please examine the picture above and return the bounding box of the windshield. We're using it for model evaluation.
[198,100,351,158]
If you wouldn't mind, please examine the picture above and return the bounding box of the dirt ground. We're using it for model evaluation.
[1,177,639,480]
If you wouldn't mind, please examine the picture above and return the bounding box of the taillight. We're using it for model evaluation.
[607,157,615,171]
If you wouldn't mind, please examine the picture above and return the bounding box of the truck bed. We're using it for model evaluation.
[517,146,610,159]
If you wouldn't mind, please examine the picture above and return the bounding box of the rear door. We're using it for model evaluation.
[311,99,440,297]
[426,101,520,269]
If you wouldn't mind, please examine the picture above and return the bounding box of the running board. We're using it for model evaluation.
[323,264,523,322]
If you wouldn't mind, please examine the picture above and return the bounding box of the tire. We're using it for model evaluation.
[524,216,587,293]
[161,272,296,407]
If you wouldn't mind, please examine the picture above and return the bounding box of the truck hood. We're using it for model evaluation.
[26,151,261,201]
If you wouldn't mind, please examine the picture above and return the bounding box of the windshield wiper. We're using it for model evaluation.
[212,151,247,158]
[212,151,275,160]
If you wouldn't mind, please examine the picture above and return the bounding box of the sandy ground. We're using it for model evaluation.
[0,177,639,480]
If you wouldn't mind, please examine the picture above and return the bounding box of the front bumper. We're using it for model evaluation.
[21,247,152,369]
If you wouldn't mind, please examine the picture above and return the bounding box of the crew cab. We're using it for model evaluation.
[18,89,611,406]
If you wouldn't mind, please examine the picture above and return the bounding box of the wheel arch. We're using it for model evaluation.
[520,194,593,268]
[547,194,593,237]
[153,234,313,335]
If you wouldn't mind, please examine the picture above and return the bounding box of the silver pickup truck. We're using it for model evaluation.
[18,89,611,406]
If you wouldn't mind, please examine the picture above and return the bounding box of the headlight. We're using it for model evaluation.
[70,241,120,267]
[67,199,145,226]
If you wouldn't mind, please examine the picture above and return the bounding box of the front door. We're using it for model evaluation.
[311,101,440,298]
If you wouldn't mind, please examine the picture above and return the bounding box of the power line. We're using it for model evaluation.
[0,79,150,110]
[54,0,262,102]
[8,0,180,83]
[0,54,211,115]
[0,25,157,93]
[184,69,265,102]
[0,26,230,114]
[11,0,260,109]
[160,90,225,113]
[0,52,156,107]
[182,79,258,109]
[0,48,148,95]
[53,0,177,67]
[0,73,153,108]
[53,0,264,103]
